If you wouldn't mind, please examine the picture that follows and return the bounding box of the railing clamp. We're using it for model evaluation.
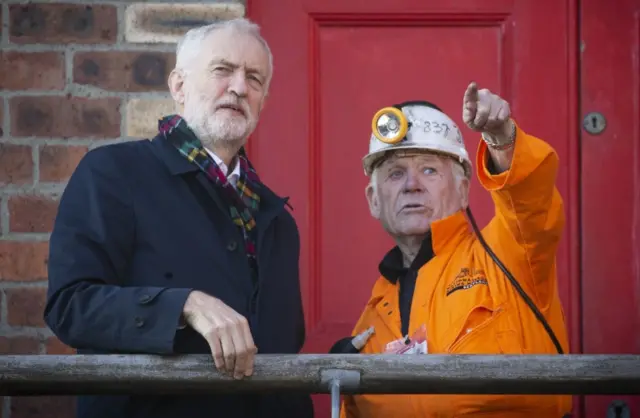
[321,369,361,418]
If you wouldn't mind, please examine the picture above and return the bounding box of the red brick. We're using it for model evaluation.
[9,3,117,44]
[39,145,88,182]
[45,336,75,354]
[0,336,40,354]
[10,96,121,138]
[0,52,65,91]
[11,396,75,418]
[74,51,175,92]
[0,144,33,185]
[9,195,59,233]
[0,242,49,282]
[6,287,47,327]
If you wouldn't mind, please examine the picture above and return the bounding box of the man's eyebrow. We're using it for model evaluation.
[415,155,442,163]
[381,159,406,171]
[209,59,265,78]
[208,58,237,69]
[382,155,444,170]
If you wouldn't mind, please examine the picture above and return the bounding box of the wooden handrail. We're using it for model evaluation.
[1,354,639,396]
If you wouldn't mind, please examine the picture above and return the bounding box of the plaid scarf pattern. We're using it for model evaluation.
[158,114,261,274]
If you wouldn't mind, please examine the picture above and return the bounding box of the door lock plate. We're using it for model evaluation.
[583,111,607,135]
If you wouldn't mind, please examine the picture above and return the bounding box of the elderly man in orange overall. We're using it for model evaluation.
[338,82,572,417]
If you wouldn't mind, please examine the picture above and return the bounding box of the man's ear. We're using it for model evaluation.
[365,183,381,219]
[168,68,186,106]
[459,176,470,209]
[258,93,268,114]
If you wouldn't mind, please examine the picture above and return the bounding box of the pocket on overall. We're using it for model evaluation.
[444,299,523,354]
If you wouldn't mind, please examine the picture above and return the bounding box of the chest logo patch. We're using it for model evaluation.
[446,267,488,296]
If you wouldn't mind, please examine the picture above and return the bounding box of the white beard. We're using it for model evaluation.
[183,91,257,149]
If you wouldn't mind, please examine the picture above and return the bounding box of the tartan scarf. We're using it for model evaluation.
[158,114,261,274]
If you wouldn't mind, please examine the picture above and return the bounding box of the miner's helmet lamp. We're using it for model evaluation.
[363,100,473,178]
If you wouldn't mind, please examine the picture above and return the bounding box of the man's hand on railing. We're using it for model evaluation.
[182,290,257,380]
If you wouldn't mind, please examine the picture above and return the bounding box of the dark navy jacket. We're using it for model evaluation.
[44,134,313,418]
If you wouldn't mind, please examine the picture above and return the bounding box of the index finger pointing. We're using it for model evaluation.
[463,82,478,106]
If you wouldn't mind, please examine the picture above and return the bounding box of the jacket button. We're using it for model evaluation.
[227,240,237,251]
[135,317,145,328]
[139,294,151,304]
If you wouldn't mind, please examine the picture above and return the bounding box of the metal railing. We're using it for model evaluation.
[1,354,639,396]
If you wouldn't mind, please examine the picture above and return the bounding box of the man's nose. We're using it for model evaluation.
[403,169,423,192]
[228,70,248,97]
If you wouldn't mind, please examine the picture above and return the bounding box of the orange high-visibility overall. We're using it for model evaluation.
[341,123,572,417]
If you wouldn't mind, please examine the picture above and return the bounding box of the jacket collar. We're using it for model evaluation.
[150,133,199,175]
[149,133,253,177]
[149,133,292,211]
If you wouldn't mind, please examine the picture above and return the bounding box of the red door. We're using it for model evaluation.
[580,0,640,417]
[247,0,580,416]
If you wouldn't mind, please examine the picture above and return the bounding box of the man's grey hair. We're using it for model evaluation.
[175,18,274,88]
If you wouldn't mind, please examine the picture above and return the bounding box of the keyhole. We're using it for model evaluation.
[614,405,623,417]
[583,111,606,134]
[607,400,629,418]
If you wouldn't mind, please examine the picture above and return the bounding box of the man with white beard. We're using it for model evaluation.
[44,19,314,418]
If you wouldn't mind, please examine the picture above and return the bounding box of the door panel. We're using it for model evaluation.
[316,23,500,335]
[580,0,640,416]
[247,0,579,416]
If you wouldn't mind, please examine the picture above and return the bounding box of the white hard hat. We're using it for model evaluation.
[363,101,472,177]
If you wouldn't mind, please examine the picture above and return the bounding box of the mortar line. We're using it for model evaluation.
[65,46,74,92]
[0,281,49,289]
[0,137,112,146]
[0,182,72,195]
[32,143,40,186]
[5,0,243,4]
[121,95,128,139]
[1,96,7,139]
[0,196,9,237]
[117,0,128,147]
[1,2,9,48]
[0,43,177,52]
[117,0,130,142]
[0,289,7,326]
[0,233,50,241]
[0,326,54,338]
[1,89,171,98]
[117,3,125,44]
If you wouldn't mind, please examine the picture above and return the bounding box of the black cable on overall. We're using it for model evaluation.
[464,206,565,355]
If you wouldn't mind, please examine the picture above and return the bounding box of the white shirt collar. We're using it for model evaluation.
[204,148,241,188]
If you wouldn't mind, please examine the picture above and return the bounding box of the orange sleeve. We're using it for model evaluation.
[475,121,565,307]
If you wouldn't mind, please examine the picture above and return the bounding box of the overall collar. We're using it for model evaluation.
[378,209,472,283]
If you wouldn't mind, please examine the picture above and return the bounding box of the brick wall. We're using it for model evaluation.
[0,2,244,417]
